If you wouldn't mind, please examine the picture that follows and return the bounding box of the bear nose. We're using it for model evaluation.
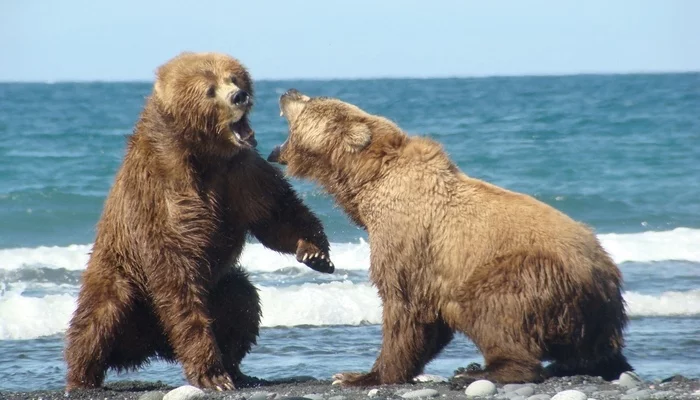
[231,90,249,106]
[284,88,301,98]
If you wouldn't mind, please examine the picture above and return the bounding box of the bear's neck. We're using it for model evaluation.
[133,99,241,183]
[314,134,457,230]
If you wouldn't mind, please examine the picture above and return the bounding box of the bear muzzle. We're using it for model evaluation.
[267,143,286,164]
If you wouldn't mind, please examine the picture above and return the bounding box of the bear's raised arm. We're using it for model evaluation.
[230,151,334,273]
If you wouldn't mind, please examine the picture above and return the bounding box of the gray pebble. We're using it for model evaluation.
[139,391,166,400]
[527,395,552,400]
[510,396,526,400]
[621,389,652,400]
[651,391,676,399]
[506,392,524,399]
[465,380,497,397]
[248,392,277,400]
[551,390,587,400]
[515,386,535,397]
[592,390,621,397]
[303,394,324,400]
[578,386,598,394]
[505,384,531,393]
[503,383,535,392]
[278,397,316,400]
[163,385,205,400]
[328,396,347,400]
[627,387,642,394]
[619,372,644,389]
[401,388,439,398]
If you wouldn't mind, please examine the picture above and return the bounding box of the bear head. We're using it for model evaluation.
[153,52,256,155]
[268,89,406,180]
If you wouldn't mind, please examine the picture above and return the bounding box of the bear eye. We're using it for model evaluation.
[230,76,238,85]
[206,85,216,98]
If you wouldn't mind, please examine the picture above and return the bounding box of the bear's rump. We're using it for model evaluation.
[452,250,625,359]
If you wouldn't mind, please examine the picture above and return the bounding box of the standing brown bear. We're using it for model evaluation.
[64,54,334,392]
[268,89,633,386]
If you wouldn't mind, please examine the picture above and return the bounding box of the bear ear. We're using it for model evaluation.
[344,122,372,152]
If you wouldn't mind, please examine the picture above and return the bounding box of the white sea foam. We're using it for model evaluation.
[0,280,698,341]
[258,281,382,327]
[598,227,700,264]
[0,283,76,341]
[0,244,92,271]
[0,240,370,273]
[625,289,700,317]
[0,228,698,273]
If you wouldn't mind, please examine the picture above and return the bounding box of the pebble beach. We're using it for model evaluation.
[2,372,698,400]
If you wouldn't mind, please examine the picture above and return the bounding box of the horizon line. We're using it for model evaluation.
[1,69,698,84]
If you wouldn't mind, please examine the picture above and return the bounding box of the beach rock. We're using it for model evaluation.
[279,397,316,400]
[328,396,347,400]
[661,375,693,383]
[592,390,621,397]
[618,372,644,389]
[278,397,316,400]
[414,373,448,383]
[368,388,380,397]
[578,386,598,394]
[651,390,676,398]
[693,389,700,396]
[627,387,642,394]
[505,384,534,393]
[621,389,652,400]
[509,396,526,400]
[527,395,552,400]
[401,388,439,398]
[551,390,587,400]
[515,386,535,397]
[302,394,323,400]
[163,385,205,400]
[466,379,497,397]
[248,392,277,400]
[139,391,166,400]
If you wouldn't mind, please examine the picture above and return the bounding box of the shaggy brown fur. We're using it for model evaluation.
[268,89,633,386]
[64,55,334,392]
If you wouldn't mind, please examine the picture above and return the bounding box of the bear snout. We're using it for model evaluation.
[267,144,285,164]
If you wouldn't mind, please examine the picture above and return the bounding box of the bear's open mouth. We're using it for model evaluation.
[228,120,257,148]
[232,130,257,148]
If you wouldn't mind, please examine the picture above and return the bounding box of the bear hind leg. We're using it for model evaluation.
[210,266,263,387]
[64,269,136,390]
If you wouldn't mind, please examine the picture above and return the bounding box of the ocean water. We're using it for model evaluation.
[0,74,699,391]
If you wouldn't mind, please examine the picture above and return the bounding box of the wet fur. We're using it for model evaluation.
[273,93,633,386]
[63,54,331,391]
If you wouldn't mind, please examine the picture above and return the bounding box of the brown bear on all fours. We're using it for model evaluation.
[63,53,334,391]
[268,89,633,386]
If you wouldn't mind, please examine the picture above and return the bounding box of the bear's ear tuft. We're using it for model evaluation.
[344,123,372,152]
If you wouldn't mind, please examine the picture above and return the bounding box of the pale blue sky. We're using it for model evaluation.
[1,0,698,82]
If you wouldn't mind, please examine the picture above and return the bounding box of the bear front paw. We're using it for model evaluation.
[331,371,380,387]
[296,240,334,273]
[189,370,235,391]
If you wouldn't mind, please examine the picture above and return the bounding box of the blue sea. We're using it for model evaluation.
[0,74,699,391]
